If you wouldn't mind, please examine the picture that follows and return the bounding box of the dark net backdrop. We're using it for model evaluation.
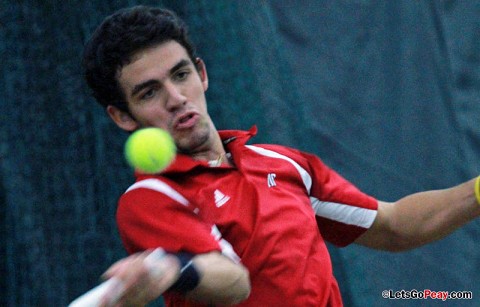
[1,1,479,306]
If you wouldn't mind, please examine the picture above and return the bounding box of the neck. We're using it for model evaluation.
[186,132,232,166]
[207,151,232,167]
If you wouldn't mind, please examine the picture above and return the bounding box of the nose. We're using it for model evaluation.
[164,82,186,111]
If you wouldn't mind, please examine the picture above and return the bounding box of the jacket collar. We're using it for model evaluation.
[135,126,257,177]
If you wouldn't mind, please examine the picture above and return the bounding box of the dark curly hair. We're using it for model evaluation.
[83,6,197,111]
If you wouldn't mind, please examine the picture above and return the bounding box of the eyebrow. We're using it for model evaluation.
[130,59,192,98]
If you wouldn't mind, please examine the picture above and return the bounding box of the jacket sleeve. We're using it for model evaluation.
[302,150,378,246]
[256,144,378,247]
[116,178,222,255]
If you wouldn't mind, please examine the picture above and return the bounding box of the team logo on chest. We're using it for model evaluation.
[214,189,231,207]
[267,173,277,188]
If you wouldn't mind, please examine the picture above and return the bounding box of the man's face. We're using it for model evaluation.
[116,41,213,154]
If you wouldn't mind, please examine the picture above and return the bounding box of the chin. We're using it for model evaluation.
[177,128,211,154]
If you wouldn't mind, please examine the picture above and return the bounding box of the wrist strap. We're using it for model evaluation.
[169,253,201,293]
[475,176,480,205]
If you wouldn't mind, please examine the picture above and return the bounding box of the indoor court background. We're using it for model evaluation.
[1,1,479,306]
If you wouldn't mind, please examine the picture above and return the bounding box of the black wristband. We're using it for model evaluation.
[169,253,201,293]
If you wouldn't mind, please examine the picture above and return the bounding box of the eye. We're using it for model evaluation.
[174,70,190,81]
[140,88,156,100]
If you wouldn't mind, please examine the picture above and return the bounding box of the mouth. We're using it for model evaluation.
[174,111,199,130]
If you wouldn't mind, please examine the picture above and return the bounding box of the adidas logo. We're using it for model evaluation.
[214,189,230,207]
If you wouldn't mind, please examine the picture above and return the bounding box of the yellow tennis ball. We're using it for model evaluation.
[124,128,176,174]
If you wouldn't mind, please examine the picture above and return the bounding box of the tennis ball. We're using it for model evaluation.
[124,127,176,174]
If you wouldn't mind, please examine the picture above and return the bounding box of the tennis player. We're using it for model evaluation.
[82,5,480,307]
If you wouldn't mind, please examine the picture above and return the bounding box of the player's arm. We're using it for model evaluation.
[355,177,480,251]
[99,249,250,306]
[184,251,250,304]
[106,181,251,305]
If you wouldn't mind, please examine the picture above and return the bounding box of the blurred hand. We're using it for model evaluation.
[99,248,181,307]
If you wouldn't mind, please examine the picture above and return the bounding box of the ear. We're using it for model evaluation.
[106,105,139,132]
[195,58,209,91]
